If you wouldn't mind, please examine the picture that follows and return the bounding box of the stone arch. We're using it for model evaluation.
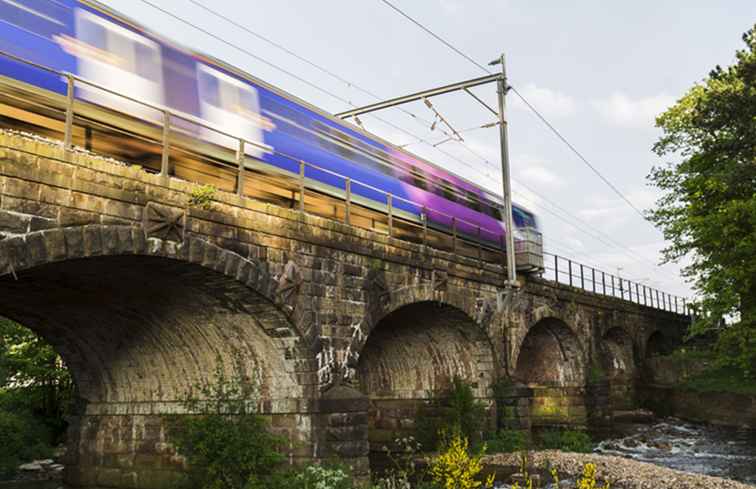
[600,327,637,410]
[354,299,496,456]
[513,317,587,428]
[0,225,314,486]
[645,330,674,359]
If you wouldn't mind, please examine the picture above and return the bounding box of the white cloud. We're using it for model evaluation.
[511,83,577,118]
[592,92,675,128]
[439,0,462,15]
[519,164,562,188]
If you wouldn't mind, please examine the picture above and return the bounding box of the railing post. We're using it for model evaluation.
[387,194,393,237]
[635,283,640,305]
[298,160,305,212]
[580,264,585,290]
[345,178,351,225]
[643,286,647,306]
[602,271,606,295]
[592,268,596,293]
[675,296,678,314]
[64,74,74,151]
[235,139,245,196]
[451,217,457,253]
[554,255,559,284]
[568,259,573,287]
[160,110,170,177]
[682,298,687,315]
[477,226,482,266]
[655,289,660,309]
[619,278,624,300]
[610,275,615,297]
[422,207,428,246]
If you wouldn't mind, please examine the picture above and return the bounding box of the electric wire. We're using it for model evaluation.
[137,0,676,285]
[378,0,650,222]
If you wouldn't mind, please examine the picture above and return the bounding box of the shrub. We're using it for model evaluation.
[188,184,217,210]
[165,358,286,489]
[0,410,53,479]
[576,462,610,489]
[271,463,358,489]
[539,429,593,453]
[485,430,528,453]
[416,377,488,450]
[428,434,494,489]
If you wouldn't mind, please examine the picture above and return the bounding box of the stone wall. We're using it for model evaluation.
[0,131,690,487]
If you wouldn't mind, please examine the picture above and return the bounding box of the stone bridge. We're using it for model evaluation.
[0,132,688,488]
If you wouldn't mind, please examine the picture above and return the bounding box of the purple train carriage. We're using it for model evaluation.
[0,0,542,259]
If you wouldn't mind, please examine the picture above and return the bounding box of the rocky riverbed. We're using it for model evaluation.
[486,450,755,489]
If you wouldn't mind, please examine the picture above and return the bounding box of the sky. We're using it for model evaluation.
[100,0,756,299]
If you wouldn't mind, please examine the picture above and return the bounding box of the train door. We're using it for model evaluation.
[73,8,163,120]
[196,64,267,159]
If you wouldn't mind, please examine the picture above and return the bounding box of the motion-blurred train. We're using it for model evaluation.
[0,0,541,251]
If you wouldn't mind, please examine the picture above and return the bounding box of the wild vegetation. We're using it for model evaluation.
[0,317,72,479]
[648,23,756,379]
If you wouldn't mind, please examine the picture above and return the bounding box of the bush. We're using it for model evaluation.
[165,358,286,489]
[0,410,53,479]
[188,184,217,210]
[416,376,488,451]
[539,429,593,453]
[269,463,360,489]
[428,434,493,489]
[485,429,528,453]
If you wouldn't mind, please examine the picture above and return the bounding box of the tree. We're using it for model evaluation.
[0,318,72,434]
[648,24,756,377]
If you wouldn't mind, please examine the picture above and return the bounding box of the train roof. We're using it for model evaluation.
[84,0,523,211]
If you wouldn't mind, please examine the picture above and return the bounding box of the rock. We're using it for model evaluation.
[37,459,54,466]
[613,409,655,423]
[18,462,43,471]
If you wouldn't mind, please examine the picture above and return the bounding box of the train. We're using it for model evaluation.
[0,0,542,251]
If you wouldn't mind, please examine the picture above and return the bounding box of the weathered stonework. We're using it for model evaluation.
[0,132,689,487]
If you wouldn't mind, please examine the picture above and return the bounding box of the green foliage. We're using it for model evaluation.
[374,436,428,489]
[484,430,528,453]
[683,365,756,396]
[0,410,53,479]
[269,463,362,489]
[188,184,217,210]
[539,429,593,453]
[0,318,72,477]
[648,24,756,378]
[415,376,488,451]
[588,364,607,384]
[165,356,286,489]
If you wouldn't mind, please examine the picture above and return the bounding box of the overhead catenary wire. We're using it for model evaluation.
[378,0,650,222]
[137,0,675,283]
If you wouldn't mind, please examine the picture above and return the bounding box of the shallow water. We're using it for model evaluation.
[595,418,756,485]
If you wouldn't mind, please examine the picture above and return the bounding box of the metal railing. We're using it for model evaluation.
[542,252,690,315]
[0,49,688,315]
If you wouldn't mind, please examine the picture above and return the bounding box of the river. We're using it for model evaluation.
[595,418,756,486]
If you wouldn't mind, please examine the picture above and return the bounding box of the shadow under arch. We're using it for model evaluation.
[355,300,496,457]
[512,317,587,428]
[0,229,313,487]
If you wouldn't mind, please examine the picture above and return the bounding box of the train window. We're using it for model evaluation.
[75,10,162,82]
[440,182,457,202]
[198,71,220,107]
[409,166,428,190]
[134,42,160,82]
[466,191,482,212]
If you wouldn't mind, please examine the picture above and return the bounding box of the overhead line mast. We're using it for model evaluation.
[336,64,520,286]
